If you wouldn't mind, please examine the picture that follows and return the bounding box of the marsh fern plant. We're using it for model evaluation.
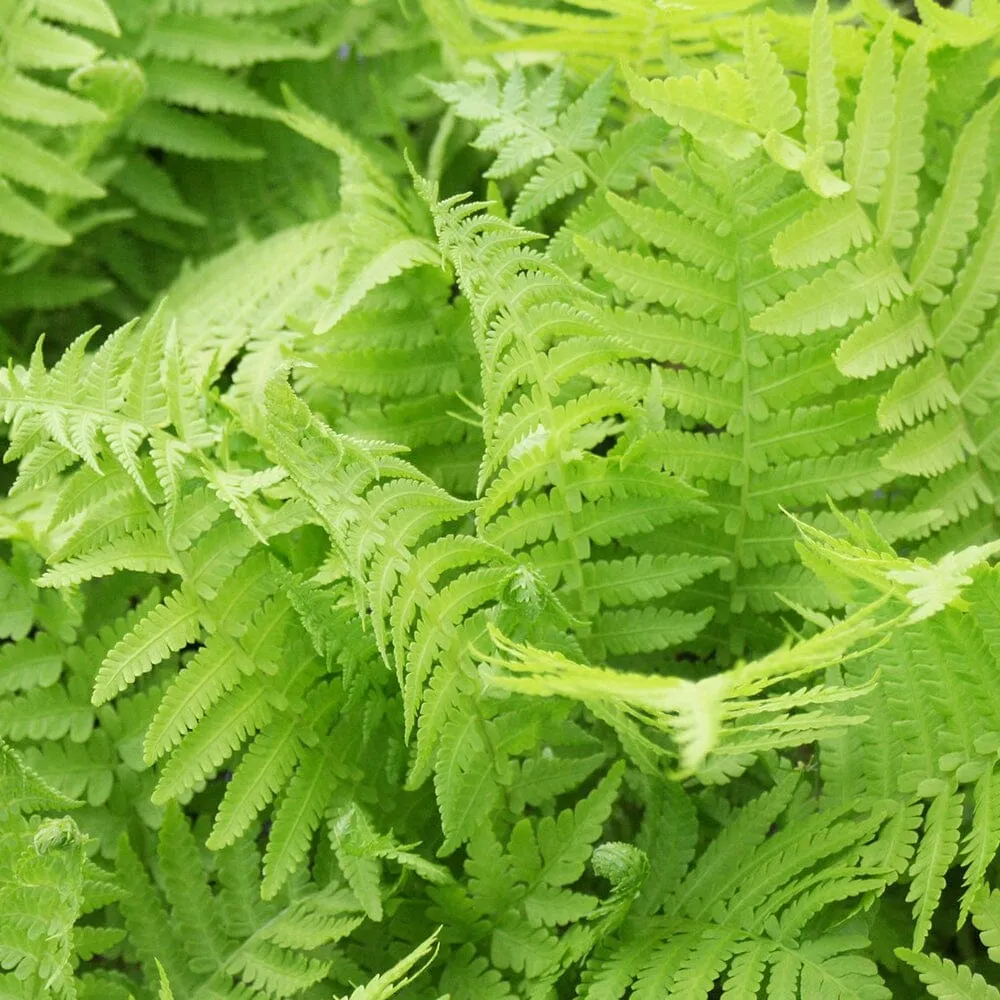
[1,2,1000,998]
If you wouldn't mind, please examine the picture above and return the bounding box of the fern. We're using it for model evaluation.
[577,1,1000,649]
[584,769,894,1000]
[898,888,1000,998]
[432,65,668,263]
[774,508,1000,952]
[1,2,1000,997]
[719,5,1000,556]
[421,180,722,660]
[256,373,555,852]
[448,0,761,78]
[578,153,891,650]
[0,305,406,900]
[0,0,432,330]
[429,762,629,987]
[0,0,120,257]
[820,560,1000,947]
[0,739,124,1000]
[277,97,483,490]
[115,802,365,999]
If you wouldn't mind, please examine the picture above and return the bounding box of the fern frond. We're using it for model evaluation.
[92,588,202,706]
[914,0,1000,47]
[814,544,1000,941]
[579,142,891,649]
[897,948,1000,1000]
[932,189,1000,361]
[876,38,930,250]
[584,772,893,1000]
[770,193,874,269]
[908,785,964,949]
[743,20,800,137]
[0,741,108,999]
[626,64,759,161]
[260,753,334,901]
[116,805,364,999]
[753,246,910,337]
[464,0,756,77]
[751,22,1000,556]
[421,179,716,666]
[803,0,842,165]
[835,298,935,379]
[908,96,997,305]
[281,91,440,333]
[483,581,888,778]
[842,23,895,204]
[1,10,997,996]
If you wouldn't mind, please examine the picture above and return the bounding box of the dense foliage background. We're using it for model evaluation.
[1,0,1000,997]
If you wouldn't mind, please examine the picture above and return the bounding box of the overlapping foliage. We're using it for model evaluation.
[1,1,1000,998]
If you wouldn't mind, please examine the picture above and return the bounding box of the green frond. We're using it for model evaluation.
[483,587,886,778]
[341,933,441,1000]
[810,556,1000,940]
[327,801,385,920]
[143,635,256,762]
[207,713,306,850]
[0,7,998,995]
[143,61,278,119]
[463,0,756,76]
[281,92,441,333]
[932,189,1000,360]
[0,0,122,255]
[38,530,177,589]
[592,606,714,656]
[588,772,893,1000]
[881,408,973,477]
[876,39,930,250]
[914,0,1000,46]
[545,115,669,256]
[960,769,1000,923]
[159,801,230,973]
[261,723,340,900]
[144,14,328,68]
[897,948,1000,1000]
[0,309,189,502]
[434,701,502,851]
[625,64,760,161]
[156,961,176,1000]
[125,103,266,161]
[582,554,728,609]
[0,738,79,816]
[835,298,934,379]
[0,125,103,201]
[92,588,202,706]
[750,397,880,466]
[802,0,844,176]
[743,20,800,137]
[908,785,964,949]
[606,191,735,277]
[0,632,62,695]
[435,65,623,231]
[842,23,895,204]
[973,889,1000,962]
[578,236,735,324]
[115,804,360,999]
[150,671,284,805]
[770,193,873,268]
[876,354,958,431]
[0,799,92,999]
[649,164,734,236]
[752,246,910,337]
[908,96,998,305]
